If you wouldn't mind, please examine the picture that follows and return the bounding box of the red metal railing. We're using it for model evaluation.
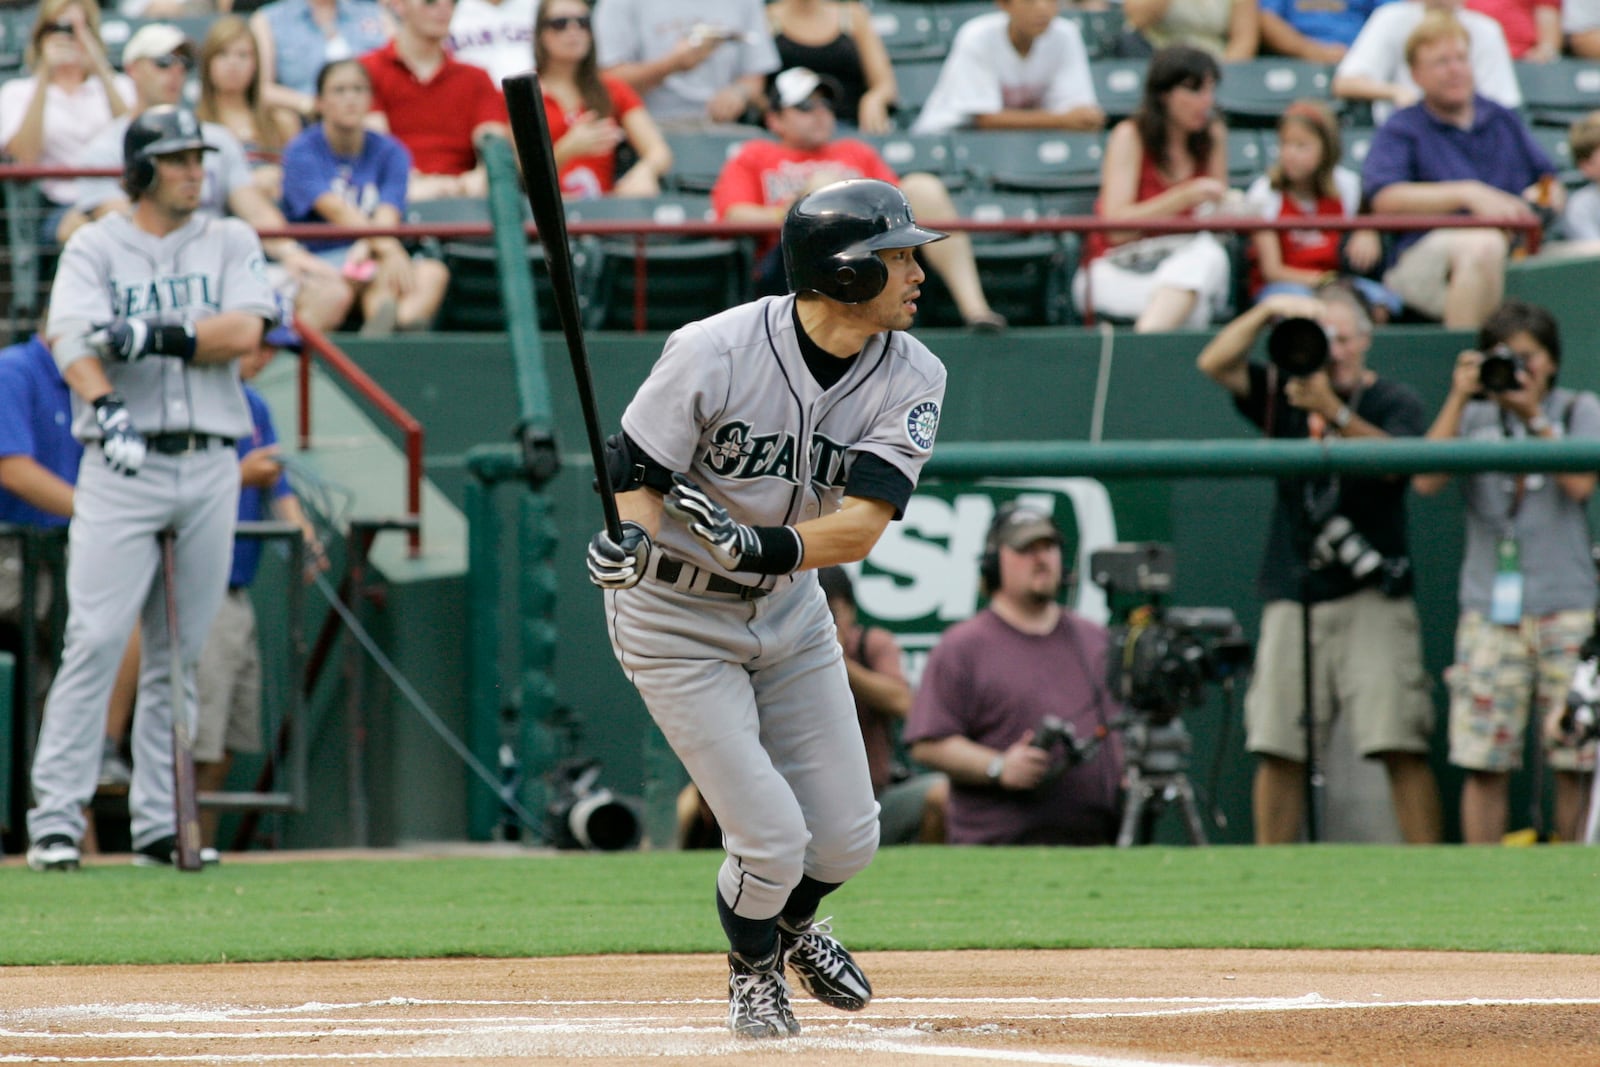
[293,318,423,557]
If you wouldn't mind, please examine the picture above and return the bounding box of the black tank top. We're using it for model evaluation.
[774,29,868,125]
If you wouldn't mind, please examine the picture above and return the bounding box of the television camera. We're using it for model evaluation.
[1089,543,1253,845]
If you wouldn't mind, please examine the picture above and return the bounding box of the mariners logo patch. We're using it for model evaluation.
[906,401,940,451]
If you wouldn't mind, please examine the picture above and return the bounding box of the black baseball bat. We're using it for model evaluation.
[159,527,204,872]
[501,70,622,542]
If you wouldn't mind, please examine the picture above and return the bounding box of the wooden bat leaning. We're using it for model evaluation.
[158,527,204,872]
[501,70,623,542]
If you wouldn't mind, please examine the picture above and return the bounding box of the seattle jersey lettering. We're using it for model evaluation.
[110,273,220,317]
[704,420,852,487]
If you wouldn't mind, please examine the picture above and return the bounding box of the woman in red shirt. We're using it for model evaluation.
[1073,45,1235,332]
[535,0,672,198]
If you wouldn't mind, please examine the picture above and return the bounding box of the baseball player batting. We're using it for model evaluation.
[587,178,949,1038]
[25,105,276,872]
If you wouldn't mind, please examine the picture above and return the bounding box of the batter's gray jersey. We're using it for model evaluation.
[622,294,946,588]
[47,212,276,441]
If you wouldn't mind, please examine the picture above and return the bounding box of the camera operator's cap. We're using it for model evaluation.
[122,23,194,66]
[991,505,1062,551]
[772,67,842,110]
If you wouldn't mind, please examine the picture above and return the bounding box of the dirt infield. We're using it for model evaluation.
[3,949,1598,1065]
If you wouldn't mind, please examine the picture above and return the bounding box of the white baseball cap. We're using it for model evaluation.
[771,67,840,110]
[122,24,193,66]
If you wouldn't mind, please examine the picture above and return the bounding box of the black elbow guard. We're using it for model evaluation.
[599,432,676,494]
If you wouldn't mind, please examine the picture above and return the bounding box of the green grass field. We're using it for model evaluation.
[1,845,1595,966]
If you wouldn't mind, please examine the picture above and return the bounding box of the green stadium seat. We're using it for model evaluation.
[949,129,1104,193]
[662,128,770,195]
[1226,128,1268,184]
[1340,124,1377,173]
[858,131,961,187]
[1515,59,1600,128]
[1090,58,1148,124]
[867,2,945,63]
[1063,6,1127,60]
[934,190,1074,327]
[408,196,568,332]
[928,1,993,46]
[1527,123,1581,187]
[1216,58,1335,129]
[891,56,946,129]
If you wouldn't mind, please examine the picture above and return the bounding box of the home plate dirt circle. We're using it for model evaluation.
[2,950,1597,1066]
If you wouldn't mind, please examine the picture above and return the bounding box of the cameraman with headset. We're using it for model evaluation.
[1198,287,1442,845]
[1413,299,1600,844]
[903,504,1124,846]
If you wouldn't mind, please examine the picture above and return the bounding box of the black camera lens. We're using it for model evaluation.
[1267,316,1330,378]
[1478,345,1525,393]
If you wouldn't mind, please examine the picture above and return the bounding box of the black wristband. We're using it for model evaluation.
[92,392,125,411]
[745,524,803,575]
[152,322,197,361]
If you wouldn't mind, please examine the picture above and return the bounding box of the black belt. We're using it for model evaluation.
[146,433,235,455]
[653,555,768,600]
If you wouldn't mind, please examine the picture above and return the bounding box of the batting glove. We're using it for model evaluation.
[662,473,803,575]
[586,521,651,590]
[92,393,146,477]
[86,319,197,363]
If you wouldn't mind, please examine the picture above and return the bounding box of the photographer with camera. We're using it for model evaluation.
[1197,287,1442,845]
[903,504,1124,846]
[1413,299,1600,844]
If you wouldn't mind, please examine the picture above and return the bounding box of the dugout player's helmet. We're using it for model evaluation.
[782,179,947,304]
[123,105,214,199]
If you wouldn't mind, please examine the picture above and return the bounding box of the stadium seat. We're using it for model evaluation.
[933,190,1074,327]
[857,132,963,188]
[1090,59,1149,124]
[0,9,28,74]
[1527,124,1581,187]
[1063,6,1127,60]
[1226,128,1268,184]
[928,1,993,47]
[891,57,947,129]
[1340,125,1377,173]
[1216,59,1335,128]
[568,196,752,332]
[662,128,770,195]
[408,196,568,332]
[1515,58,1600,128]
[949,129,1104,193]
[867,1,945,63]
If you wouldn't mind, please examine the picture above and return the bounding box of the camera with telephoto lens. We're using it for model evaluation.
[1090,544,1253,725]
[544,758,643,851]
[1562,635,1600,745]
[1304,488,1413,597]
[1267,315,1331,378]
[1478,344,1526,394]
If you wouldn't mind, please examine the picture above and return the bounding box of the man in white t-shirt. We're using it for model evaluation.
[447,0,536,86]
[1333,0,1519,125]
[910,0,1102,135]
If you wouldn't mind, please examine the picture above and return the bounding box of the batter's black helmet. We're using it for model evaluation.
[123,105,213,198]
[782,179,947,304]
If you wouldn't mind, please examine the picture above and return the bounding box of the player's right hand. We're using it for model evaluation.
[586,520,651,589]
[86,319,152,362]
[92,393,146,477]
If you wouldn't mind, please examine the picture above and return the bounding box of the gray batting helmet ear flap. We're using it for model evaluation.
[782,179,947,304]
[123,105,213,198]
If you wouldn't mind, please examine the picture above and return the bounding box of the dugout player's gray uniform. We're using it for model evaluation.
[28,212,275,854]
[605,293,946,922]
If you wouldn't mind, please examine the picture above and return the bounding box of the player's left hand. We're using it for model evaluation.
[86,319,151,362]
[663,473,761,571]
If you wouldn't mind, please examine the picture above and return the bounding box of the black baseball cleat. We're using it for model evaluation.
[778,916,872,1011]
[26,834,81,872]
[132,836,220,868]
[727,944,801,1039]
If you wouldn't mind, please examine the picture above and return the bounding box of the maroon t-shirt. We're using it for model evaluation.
[904,608,1124,845]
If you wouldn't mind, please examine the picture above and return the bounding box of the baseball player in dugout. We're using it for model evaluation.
[586,177,948,1039]
[25,104,277,873]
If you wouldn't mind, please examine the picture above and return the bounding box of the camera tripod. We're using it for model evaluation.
[1115,716,1208,846]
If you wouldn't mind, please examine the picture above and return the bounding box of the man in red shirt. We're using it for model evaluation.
[361,0,510,200]
[711,67,1006,331]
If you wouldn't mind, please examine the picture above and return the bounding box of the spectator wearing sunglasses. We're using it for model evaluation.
[447,0,535,85]
[713,67,1007,330]
[360,0,511,200]
[0,0,134,244]
[58,25,347,330]
[534,0,672,198]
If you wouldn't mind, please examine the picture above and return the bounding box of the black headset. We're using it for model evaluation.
[980,502,1024,592]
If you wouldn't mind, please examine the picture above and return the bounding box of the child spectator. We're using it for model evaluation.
[252,0,392,123]
[766,0,898,134]
[282,59,451,334]
[1074,46,1234,331]
[911,0,1103,135]
[1559,112,1600,248]
[0,0,133,243]
[1244,101,1401,319]
[535,0,672,199]
[197,16,303,204]
[360,0,511,200]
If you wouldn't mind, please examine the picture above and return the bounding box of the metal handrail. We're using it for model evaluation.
[293,318,424,556]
